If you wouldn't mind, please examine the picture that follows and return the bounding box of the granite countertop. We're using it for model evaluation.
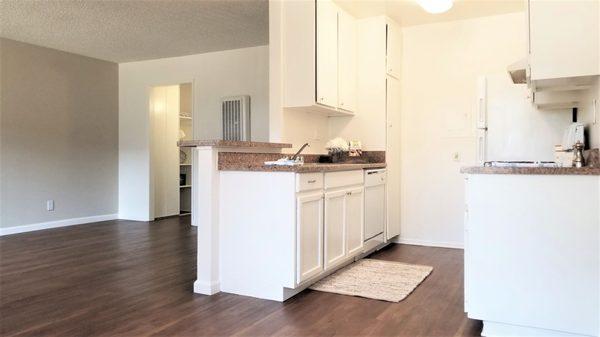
[219,162,387,173]
[460,166,600,175]
[178,140,292,148]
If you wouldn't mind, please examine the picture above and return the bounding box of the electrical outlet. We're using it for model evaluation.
[46,200,54,211]
[452,152,461,162]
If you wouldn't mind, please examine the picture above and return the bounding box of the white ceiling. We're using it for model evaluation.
[0,0,269,63]
[336,0,525,27]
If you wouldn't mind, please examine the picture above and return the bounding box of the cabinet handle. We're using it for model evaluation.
[307,180,316,184]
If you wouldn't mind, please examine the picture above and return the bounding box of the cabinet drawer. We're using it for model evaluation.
[296,173,324,192]
[324,170,364,189]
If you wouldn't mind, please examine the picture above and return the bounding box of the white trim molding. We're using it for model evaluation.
[193,280,221,295]
[0,214,119,236]
[394,237,464,250]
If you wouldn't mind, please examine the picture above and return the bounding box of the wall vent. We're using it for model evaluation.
[222,95,251,141]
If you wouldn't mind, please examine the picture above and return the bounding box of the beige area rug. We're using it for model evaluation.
[309,259,433,302]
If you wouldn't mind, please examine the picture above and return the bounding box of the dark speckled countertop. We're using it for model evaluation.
[178,140,292,148]
[460,166,600,175]
[218,151,386,172]
[221,162,387,173]
[461,149,600,175]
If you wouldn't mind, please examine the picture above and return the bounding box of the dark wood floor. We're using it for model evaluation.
[0,217,481,337]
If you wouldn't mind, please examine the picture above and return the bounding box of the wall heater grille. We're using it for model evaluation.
[222,95,251,141]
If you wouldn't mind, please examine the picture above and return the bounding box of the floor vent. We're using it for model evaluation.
[222,95,250,141]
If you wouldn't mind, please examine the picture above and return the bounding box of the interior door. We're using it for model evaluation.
[297,192,324,284]
[316,0,338,108]
[150,85,180,219]
[345,186,364,256]
[324,189,346,270]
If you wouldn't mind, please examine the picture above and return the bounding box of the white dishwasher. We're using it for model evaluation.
[363,169,386,252]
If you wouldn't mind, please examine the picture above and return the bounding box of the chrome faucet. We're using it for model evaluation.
[291,143,310,161]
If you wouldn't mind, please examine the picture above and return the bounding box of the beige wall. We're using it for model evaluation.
[0,38,118,229]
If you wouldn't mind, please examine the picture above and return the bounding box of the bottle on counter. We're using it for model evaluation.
[573,141,585,168]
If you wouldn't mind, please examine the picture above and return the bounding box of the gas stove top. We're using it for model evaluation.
[483,161,559,168]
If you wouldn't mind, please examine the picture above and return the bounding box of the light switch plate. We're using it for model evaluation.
[47,200,54,211]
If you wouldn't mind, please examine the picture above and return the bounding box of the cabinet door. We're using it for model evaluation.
[345,187,364,256]
[297,192,324,284]
[529,0,599,80]
[386,21,402,79]
[386,78,401,239]
[316,0,338,108]
[338,9,356,113]
[324,189,346,270]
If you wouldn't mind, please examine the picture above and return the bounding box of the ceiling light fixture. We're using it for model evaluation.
[416,0,454,14]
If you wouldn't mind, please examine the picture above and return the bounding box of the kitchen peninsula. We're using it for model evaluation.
[461,163,600,337]
[179,140,392,301]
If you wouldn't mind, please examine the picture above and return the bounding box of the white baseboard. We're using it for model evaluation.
[394,237,464,249]
[0,214,119,236]
[194,280,220,295]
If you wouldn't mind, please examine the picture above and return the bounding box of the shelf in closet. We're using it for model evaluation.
[180,185,192,189]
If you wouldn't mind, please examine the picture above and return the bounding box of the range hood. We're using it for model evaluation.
[507,58,528,84]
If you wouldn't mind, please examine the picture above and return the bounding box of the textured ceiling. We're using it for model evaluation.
[0,0,269,63]
[336,0,525,27]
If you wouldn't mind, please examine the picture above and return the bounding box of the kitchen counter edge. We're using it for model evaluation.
[460,166,600,175]
[178,140,292,148]
[219,163,387,173]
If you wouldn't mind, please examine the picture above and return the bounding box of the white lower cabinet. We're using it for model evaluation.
[324,190,346,270]
[219,169,377,301]
[296,191,324,284]
[324,186,365,271]
[297,170,365,282]
[345,186,364,256]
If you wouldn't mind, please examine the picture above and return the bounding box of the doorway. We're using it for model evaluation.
[149,82,193,219]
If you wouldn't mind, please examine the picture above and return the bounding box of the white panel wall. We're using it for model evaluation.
[119,46,269,220]
[399,13,527,248]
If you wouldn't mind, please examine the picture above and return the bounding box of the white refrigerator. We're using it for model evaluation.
[475,73,572,164]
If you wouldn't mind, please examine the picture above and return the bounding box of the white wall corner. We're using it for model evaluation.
[193,280,221,295]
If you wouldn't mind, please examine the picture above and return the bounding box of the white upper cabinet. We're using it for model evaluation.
[282,0,357,116]
[529,0,599,81]
[338,8,357,112]
[316,0,339,109]
[386,20,402,79]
